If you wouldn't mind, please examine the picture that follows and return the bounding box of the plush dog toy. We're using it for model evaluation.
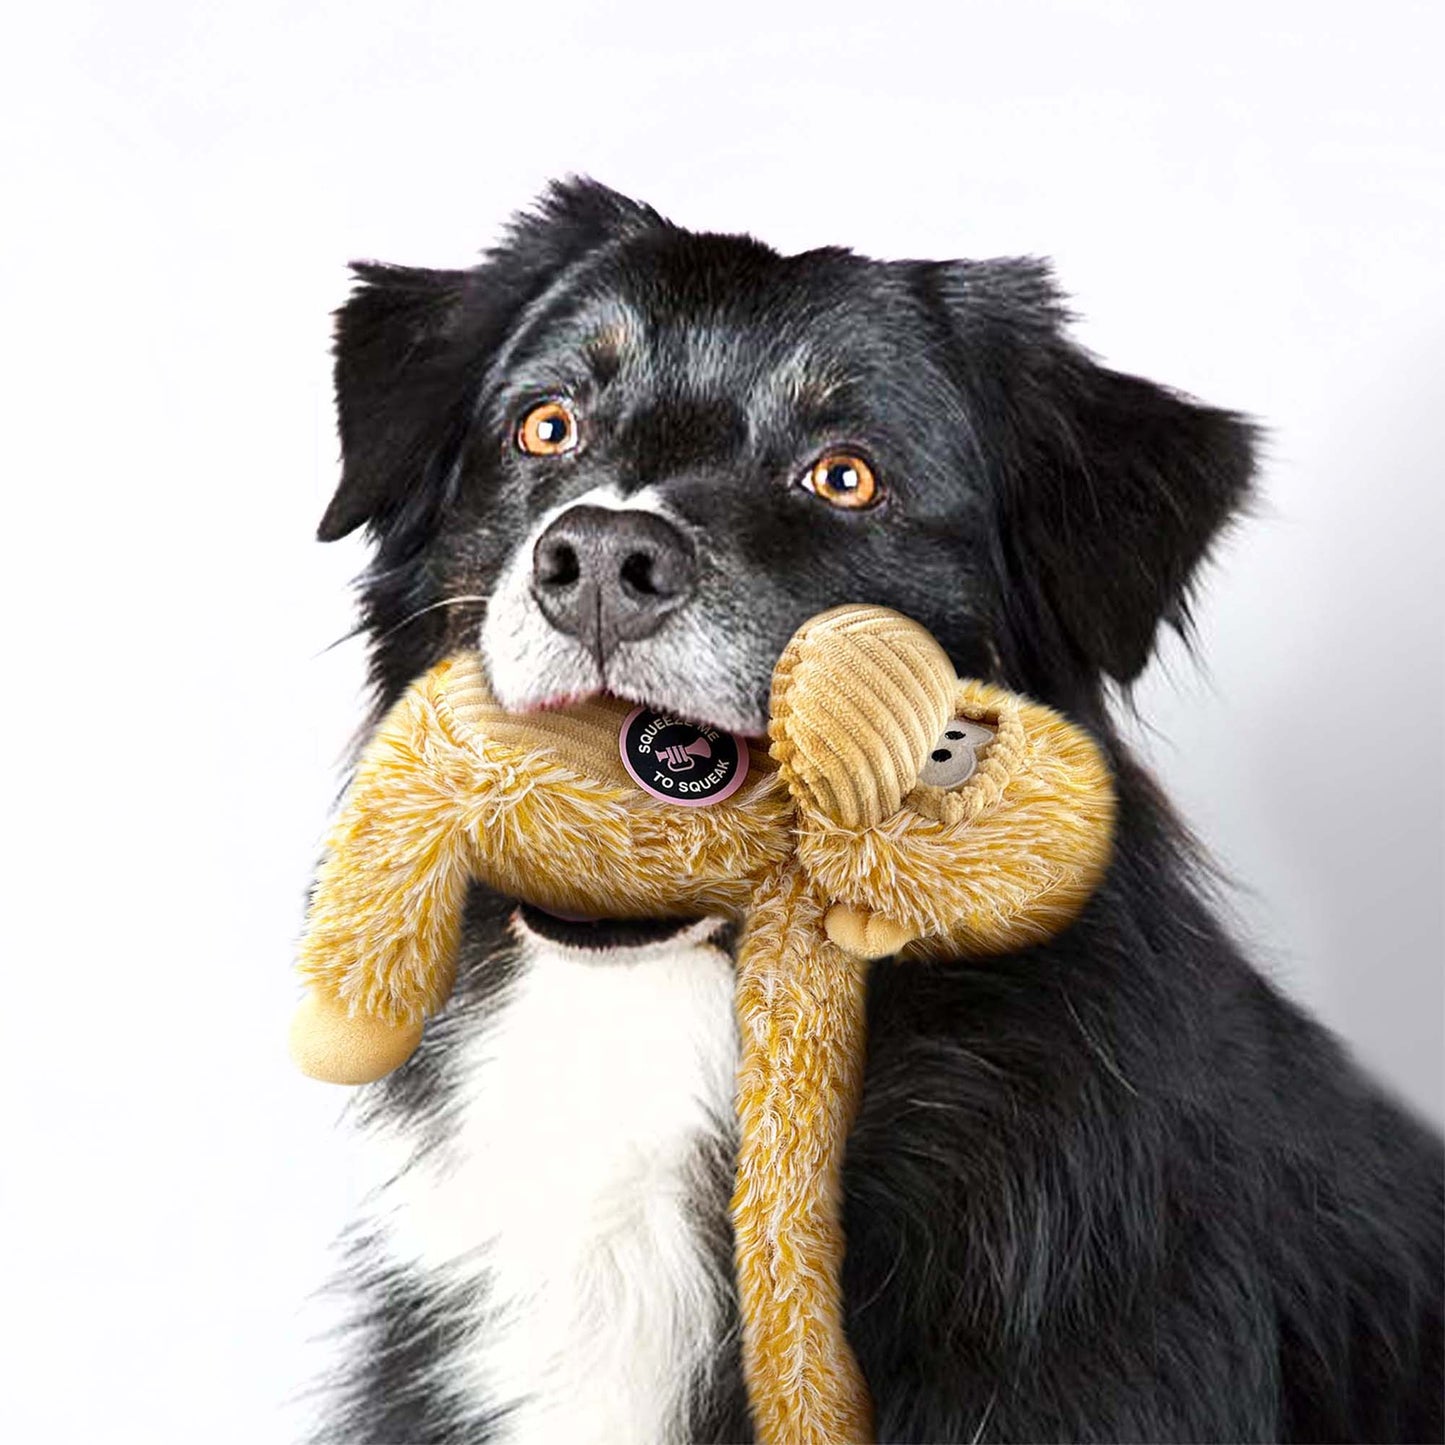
[291,604,1116,1444]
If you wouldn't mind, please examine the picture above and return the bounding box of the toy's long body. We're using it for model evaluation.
[733,862,873,1441]
[292,606,1116,1443]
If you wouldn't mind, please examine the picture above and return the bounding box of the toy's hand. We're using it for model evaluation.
[768,604,957,827]
[822,904,919,959]
[289,988,425,1085]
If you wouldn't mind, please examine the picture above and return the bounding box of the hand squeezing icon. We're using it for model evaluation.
[658,737,711,772]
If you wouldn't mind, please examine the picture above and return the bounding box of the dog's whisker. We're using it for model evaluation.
[317,621,367,658]
[316,595,490,659]
[373,594,490,644]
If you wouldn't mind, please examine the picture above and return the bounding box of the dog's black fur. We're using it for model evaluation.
[317,180,1443,1442]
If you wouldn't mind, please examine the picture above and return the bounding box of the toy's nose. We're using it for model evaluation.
[531,505,698,661]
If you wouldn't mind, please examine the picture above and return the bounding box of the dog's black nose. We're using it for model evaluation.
[531,505,697,660]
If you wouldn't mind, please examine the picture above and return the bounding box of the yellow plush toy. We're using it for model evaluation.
[291,604,1116,1445]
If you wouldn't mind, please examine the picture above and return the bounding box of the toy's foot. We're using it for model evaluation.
[289,989,424,1084]
[824,904,919,960]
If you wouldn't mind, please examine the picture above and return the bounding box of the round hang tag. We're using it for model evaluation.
[619,706,749,807]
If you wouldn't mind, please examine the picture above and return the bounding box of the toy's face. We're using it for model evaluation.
[918,717,997,789]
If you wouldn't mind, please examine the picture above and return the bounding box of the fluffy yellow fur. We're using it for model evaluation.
[291,606,1116,1444]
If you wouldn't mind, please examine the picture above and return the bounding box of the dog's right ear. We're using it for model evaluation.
[320,178,664,542]
[319,263,471,542]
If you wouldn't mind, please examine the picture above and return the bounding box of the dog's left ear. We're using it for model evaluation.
[926,260,1257,684]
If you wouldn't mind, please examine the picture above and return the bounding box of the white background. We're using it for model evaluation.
[2,2,1441,1440]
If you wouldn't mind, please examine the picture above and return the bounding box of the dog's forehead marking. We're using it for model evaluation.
[583,310,639,382]
[765,345,859,411]
[598,308,866,443]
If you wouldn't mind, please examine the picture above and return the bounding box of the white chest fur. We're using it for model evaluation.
[374,916,740,1444]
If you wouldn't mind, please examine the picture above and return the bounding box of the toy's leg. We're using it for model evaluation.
[291,683,475,1084]
[733,860,874,1445]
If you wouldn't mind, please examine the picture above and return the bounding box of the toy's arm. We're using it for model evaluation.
[290,666,478,1083]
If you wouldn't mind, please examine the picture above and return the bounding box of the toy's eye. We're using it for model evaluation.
[517,401,578,456]
[801,453,879,509]
[918,717,996,789]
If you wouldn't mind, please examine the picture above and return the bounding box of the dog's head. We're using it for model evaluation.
[322,179,1254,733]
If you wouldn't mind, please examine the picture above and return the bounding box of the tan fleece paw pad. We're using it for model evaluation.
[289,989,425,1085]
[824,903,920,959]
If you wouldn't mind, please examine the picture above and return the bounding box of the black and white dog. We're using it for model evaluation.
[312,179,1442,1443]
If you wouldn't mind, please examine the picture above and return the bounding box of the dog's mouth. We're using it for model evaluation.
[477,568,774,738]
[525,683,767,741]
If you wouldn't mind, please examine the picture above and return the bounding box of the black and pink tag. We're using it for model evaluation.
[619,707,749,807]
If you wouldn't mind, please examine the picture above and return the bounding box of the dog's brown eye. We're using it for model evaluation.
[517,401,578,456]
[801,453,879,509]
